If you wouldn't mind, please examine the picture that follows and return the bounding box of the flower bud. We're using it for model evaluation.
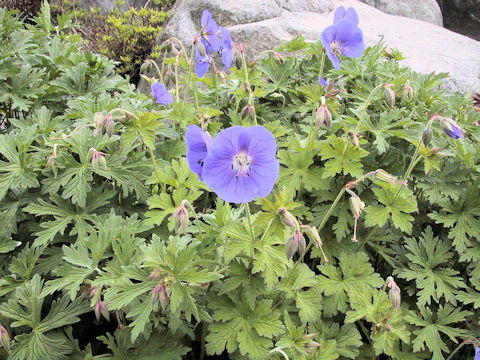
[439,117,463,139]
[277,208,297,228]
[170,200,189,234]
[240,104,256,122]
[422,126,432,146]
[383,86,396,108]
[401,80,414,101]
[0,324,10,355]
[101,113,114,137]
[296,230,306,257]
[316,104,332,129]
[304,340,321,354]
[244,81,252,94]
[349,195,365,219]
[388,287,401,309]
[347,129,360,147]
[285,235,298,260]
[94,301,110,321]
[90,148,107,171]
[374,169,407,186]
[152,284,169,310]
[235,55,243,70]
[306,225,328,262]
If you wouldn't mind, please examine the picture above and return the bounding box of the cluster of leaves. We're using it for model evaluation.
[1,3,480,360]
[51,0,174,80]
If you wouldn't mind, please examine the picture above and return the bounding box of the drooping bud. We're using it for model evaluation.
[46,143,58,177]
[374,169,407,187]
[347,129,360,147]
[316,104,332,129]
[306,225,328,262]
[349,194,365,243]
[277,208,297,228]
[240,104,256,122]
[0,324,10,355]
[439,116,463,139]
[93,112,104,136]
[401,80,414,101]
[170,200,189,234]
[94,301,110,321]
[296,230,306,257]
[244,81,252,94]
[101,113,114,137]
[285,235,298,260]
[422,126,432,146]
[383,84,396,108]
[235,55,243,70]
[304,338,321,354]
[386,276,401,309]
[238,42,244,54]
[89,148,107,171]
[152,284,169,310]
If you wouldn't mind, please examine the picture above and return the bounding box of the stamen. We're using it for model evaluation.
[231,152,252,177]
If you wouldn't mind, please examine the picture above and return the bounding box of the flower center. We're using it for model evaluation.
[231,152,252,178]
[331,40,347,54]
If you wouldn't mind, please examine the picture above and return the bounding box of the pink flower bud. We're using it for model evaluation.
[170,200,189,234]
[240,104,256,122]
[401,80,414,101]
[0,324,10,355]
[383,85,396,108]
[316,104,332,129]
[94,301,110,322]
[349,194,365,242]
[277,208,297,228]
[101,113,115,137]
[90,148,107,172]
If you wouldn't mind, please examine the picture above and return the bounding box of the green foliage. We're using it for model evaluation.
[0,5,479,360]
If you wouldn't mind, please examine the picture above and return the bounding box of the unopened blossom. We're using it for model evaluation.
[90,148,107,171]
[186,124,213,181]
[94,301,110,321]
[0,324,9,354]
[201,126,279,203]
[349,194,365,242]
[387,276,401,309]
[321,7,365,70]
[475,347,480,360]
[277,207,297,228]
[439,117,463,139]
[152,284,169,309]
[316,104,332,129]
[151,82,174,105]
[170,200,189,234]
[101,113,115,137]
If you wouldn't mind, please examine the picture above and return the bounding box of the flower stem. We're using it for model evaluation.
[446,342,465,360]
[259,218,275,243]
[355,84,384,133]
[244,202,256,242]
[241,51,258,125]
[199,322,208,360]
[318,50,326,78]
[307,102,318,151]
[184,45,195,105]
[174,56,180,102]
[149,147,162,187]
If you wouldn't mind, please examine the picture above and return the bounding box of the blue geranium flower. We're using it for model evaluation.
[198,126,279,203]
[475,347,480,360]
[186,124,213,181]
[151,82,173,105]
[219,26,233,71]
[333,6,359,26]
[195,39,211,78]
[321,7,365,70]
[439,117,463,139]
[200,9,221,52]
[318,77,329,89]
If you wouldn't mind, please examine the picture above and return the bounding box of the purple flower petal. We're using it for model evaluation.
[202,125,279,203]
[318,77,329,88]
[151,82,174,105]
[444,124,463,139]
[475,347,480,360]
[334,20,365,58]
[186,124,213,180]
[321,25,341,70]
[195,44,210,78]
[334,6,359,27]
[201,9,221,52]
[219,27,233,71]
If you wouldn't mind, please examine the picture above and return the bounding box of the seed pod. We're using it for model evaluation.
[349,195,365,219]
[422,126,432,146]
[383,86,396,107]
[374,169,405,186]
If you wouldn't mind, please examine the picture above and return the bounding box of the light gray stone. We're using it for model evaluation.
[359,0,443,26]
[154,0,480,93]
[275,0,334,12]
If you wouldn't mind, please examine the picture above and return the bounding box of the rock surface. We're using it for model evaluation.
[156,0,480,93]
[359,0,443,26]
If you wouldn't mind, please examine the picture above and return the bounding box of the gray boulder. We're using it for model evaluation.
[359,0,443,26]
[155,0,480,93]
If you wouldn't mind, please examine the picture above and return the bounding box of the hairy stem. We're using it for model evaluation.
[355,84,384,133]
